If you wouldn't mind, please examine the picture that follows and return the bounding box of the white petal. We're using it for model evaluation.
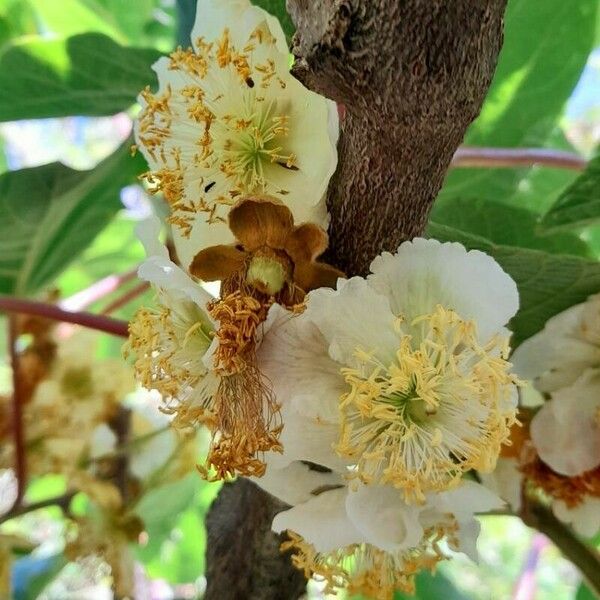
[90,425,118,460]
[135,216,169,260]
[454,517,481,563]
[272,487,365,553]
[268,404,350,473]
[305,277,399,367]
[433,480,506,520]
[345,484,423,552]
[191,0,287,54]
[252,462,344,506]
[530,370,600,476]
[258,305,345,424]
[511,303,600,393]
[479,458,523,512]
[553,498,600,538]
[368,239,519,342]
[138,257,213,310]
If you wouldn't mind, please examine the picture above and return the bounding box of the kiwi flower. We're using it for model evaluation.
[258,239,520,503]
[252,460,503,599]
[134,0,338,271]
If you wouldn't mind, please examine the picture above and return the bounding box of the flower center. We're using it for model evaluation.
[337,305,517,503]
[220,109,296,193]
[246,248,293,295]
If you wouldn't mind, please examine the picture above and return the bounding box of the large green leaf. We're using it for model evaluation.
[0,139,145,295]
[0,32,161,121]
[539,153,600,232]
[427,222,600,346]
[430,197,592,257]
[439,0,597,205]
[28,0,127,42]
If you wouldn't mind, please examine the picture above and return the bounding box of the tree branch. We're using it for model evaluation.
[0,297,129,338]
[7,315,26,512]
[521,499,600,598]
[205,1,509,598]
[452,147,587,172]
[0,492,76,526]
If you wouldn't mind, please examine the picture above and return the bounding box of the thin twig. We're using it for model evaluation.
[0,297,129,338]
[0,492,76,526]
[521,498,600,597]
[452,147,587,172]
[512,534,548,600]
[101,281,150,315]
[60,269,138,312]
[7,315,26,512]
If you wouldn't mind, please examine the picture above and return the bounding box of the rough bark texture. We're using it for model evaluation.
[205,479,306,600]
[205,1,507,598]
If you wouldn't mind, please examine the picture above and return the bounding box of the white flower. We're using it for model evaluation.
[128,217,219,431]
[258,239,520,502]
[262,472,503,599]
[134,0,338,270]
[511,293,600,394]
[529,369,600,477]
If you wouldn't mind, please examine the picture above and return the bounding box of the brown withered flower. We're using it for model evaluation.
[189,196,343,303]
[188,196,343,480]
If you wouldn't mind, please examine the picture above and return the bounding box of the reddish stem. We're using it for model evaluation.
[8,315,26,511]
[0,297,129,338]
[101,281,150,315]
[60,269,138,312]
[452,147,587,171]
[0,492,76,525]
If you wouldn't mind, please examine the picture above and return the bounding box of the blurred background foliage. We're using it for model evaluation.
[0,0,598,598]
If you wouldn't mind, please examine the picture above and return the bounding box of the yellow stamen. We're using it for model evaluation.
[337,305,519,503]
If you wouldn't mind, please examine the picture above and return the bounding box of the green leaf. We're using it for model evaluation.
[0,138,145,295]
[28,0,127,41]
[253,0,295,39]
[427,222,600,346]
[439,0,598,204]
[135,473,200,533]
[393,571,471,600]
[575,584,597,600]
[0,32,161,121]
[430,197,592,257]
[539,153,600,232]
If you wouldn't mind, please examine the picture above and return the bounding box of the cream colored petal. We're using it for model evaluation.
[431,481,505,526]
[272,487,366,553]
[258,305,345,424]
[478,458,523,512]
[191,0,287,54]
[530,370,600,476]
[135,216,169,260]
[251,461,344,506]
[345,484,424,552]
[553,497,600,538]
[426,482,504,563]
[511,303,600,393]
[305,277,399,367]
[369,238,519,342]
[267,404,350,473]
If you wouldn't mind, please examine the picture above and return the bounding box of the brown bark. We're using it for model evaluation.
[205,1,507,597]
